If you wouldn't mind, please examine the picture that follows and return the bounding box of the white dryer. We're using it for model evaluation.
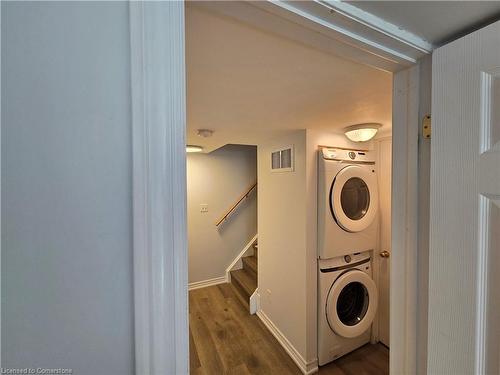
[318,251,378,366]
[318,148,379,259]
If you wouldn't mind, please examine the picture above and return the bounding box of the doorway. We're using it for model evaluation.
[129,2,424,375]
[185,2,394,373]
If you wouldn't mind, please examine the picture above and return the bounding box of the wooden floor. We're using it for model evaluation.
[189,283,389,375]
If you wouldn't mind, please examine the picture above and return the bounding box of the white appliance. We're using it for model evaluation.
[318,148,379,259]
[318,251,378,366]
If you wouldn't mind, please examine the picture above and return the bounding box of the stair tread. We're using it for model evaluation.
[230,268,257,297]
[242,255,257,274]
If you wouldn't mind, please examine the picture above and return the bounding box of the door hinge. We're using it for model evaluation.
[422,115,431,139]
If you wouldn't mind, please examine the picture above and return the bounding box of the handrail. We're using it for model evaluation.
[215,182,257,227]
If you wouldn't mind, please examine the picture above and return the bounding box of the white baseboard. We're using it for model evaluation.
[249,289,260,315]
[188,276,227,291]
[257,310,319,374]
[190,235,257,292]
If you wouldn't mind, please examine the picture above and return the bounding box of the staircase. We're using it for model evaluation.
[230,242,258,309]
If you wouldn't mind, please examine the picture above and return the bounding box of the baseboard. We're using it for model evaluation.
[256,310,319,374]
[249,289,260,315]
[188,276,227,291]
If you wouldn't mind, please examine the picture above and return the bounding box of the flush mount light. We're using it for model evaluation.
[197,129,214,138]
[186,145,203,153]
[344,123,381,142]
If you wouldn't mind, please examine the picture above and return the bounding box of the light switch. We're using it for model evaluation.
[200,204,208,213]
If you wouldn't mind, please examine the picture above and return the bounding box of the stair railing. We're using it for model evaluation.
[215,182,257,227]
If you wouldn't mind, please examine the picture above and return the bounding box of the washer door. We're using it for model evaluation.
[326,270,378,338]
[330,165,378,232]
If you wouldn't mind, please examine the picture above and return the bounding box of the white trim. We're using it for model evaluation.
[475,195,490,374]
[268,1,417,64]
[255,0,432,66]
[136,2,425,373]
[249,289,260,315]
[225,234,258,278]
[130,2,188,375]
[416,54,432,375]
[257,310,319,375]
[190,236,260,292]
[391,65,420,375]
[190,1,425,72]
[188,277,227,291]
[319,0,433,53]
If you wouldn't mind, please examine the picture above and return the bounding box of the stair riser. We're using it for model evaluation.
[243,264,257,279]
[234,273,252,296]
[231,276,250,307]
[242,258,257,277]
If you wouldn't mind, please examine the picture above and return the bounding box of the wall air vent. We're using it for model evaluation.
[271,145,294,172]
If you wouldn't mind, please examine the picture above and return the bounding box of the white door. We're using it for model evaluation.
[429,21,500,375]
[377,139,391,347]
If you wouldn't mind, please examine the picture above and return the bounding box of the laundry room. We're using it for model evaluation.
[186,1,395,373]
[258,127,392,373]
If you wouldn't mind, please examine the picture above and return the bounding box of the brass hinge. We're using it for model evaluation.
[422,115,431,139]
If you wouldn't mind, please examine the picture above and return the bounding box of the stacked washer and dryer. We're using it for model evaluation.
[317,147,379,366]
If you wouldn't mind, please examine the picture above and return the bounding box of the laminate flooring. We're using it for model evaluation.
[189,283,389,375]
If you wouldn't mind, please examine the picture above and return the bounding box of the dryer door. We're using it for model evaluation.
[326,270,378,338]
[330,165,378,232]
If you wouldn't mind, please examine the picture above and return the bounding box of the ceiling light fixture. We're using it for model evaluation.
[344,123,381,142]
[197,129,214,138]
[186,145,203,153]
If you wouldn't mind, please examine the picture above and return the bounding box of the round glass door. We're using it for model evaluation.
[326,270,378,338]
[330,166,378,232]
[337,281,369,326]
[340,178,370,221]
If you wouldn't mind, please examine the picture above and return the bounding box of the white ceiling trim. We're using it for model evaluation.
[190,0,403,74]
[319,0,434,54]
[250,0,435,71]
[190,0,432,72]
[267,0,418,64]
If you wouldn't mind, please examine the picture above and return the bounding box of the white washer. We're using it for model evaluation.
[318,251,378,366]
[318,148,379,259]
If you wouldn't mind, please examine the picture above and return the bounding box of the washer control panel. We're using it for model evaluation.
[321,148,375,163]
[319,251,372,271]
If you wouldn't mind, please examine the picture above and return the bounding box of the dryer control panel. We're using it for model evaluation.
[321,148,375,163]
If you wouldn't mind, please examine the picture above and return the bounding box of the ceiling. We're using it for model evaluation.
[350,1,500,46]
[186,5,392,152]
[186,1,500,151]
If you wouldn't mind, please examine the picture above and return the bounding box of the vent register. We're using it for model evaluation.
[271,145,294,172]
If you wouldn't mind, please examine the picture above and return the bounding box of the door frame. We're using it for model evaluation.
[129,2,189,374]
[391,65,421,375]
[130,2,428,374]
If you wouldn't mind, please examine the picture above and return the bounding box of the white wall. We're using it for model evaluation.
[2,3,134,374]
[258,130,308,359]
[187,145,257,284]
